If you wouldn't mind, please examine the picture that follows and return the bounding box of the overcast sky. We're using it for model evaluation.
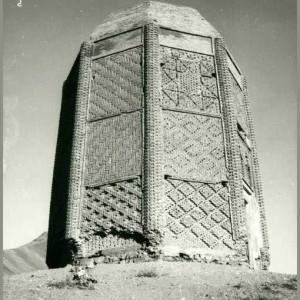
[3,0,297,274]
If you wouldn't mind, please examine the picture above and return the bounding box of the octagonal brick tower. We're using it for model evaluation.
[47,1,269,270]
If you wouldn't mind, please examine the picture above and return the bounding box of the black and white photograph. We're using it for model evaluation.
[3,0,297,299]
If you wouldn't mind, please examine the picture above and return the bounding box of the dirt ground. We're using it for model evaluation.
[3,261,297,300]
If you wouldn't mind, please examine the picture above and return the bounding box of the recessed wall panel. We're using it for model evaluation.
[89,47,143,121]
[84,111,142,187]
[164,110,226,182]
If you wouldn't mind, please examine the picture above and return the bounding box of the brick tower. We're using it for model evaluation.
[46,1,269,270]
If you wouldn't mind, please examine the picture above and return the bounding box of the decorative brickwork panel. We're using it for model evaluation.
[47,3,269,270]
[215,38,243,241]
[79,177,142,256]
[80,178,142,235]
[160,47,220,114]
[84,112,142,186]
[88,47,143,121]
[239,137,253,188]
[242,77,269,254]
[164,179,234,249]
[164,110,226,181]
[229,70,248,133]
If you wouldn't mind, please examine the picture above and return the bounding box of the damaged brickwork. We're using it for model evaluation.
[47,1,269,270]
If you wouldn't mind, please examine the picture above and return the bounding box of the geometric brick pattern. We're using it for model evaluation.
[84,111,142,186]
[242,78,269,255]
[161,47,220,114]
[66,42,92,241]
[163,110,227,181]
[143,24,164,237]
[239,136,253,187]
[215,38,243,241]
[164,178,234,249]
[47,3,270,270]
[229,70,248,133]
[80,177,142,241]
[88,47,143,121]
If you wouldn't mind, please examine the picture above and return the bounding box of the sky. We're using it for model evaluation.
[3,0,297,274]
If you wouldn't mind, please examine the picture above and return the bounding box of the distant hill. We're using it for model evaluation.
[3,232,48,275]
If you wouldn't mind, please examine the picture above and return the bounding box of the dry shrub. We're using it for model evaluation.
[136,267,158,278]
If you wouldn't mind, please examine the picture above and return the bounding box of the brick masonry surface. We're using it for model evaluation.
[47,1,269,270]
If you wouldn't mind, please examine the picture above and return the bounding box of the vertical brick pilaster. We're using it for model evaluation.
[66,42,92,243]
[242,77,269,255]
[214,38,243,241]
[143,24,164,245]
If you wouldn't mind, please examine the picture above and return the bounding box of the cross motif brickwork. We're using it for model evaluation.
[47,3,269,270]
[160,47,220,114]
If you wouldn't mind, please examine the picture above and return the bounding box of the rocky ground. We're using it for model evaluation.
[3,261,297,300]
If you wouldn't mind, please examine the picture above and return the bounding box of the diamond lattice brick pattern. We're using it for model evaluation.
[164,179,234,249]
[190,208,206,221]
[191,224,206,237]
[178,181,196,196]
[201,217,216,230]
[211,210,226,223]
[169,221,184,235]
[180,215,195,228]
[199,183,214,199]
[80,177,143,242]
[179,198,195,212]
[169,206,185,219]
[164,110,227,181]
[202,232,219,248]
[168,188,185,203]
[211,226,227,239]
[209,193,225,207]
[221,220,232,233]
[220,203,231,218]
[189,191,206,206]
[223,236,235,249]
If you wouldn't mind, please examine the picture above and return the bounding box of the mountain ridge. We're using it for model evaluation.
[3,232,48,275]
